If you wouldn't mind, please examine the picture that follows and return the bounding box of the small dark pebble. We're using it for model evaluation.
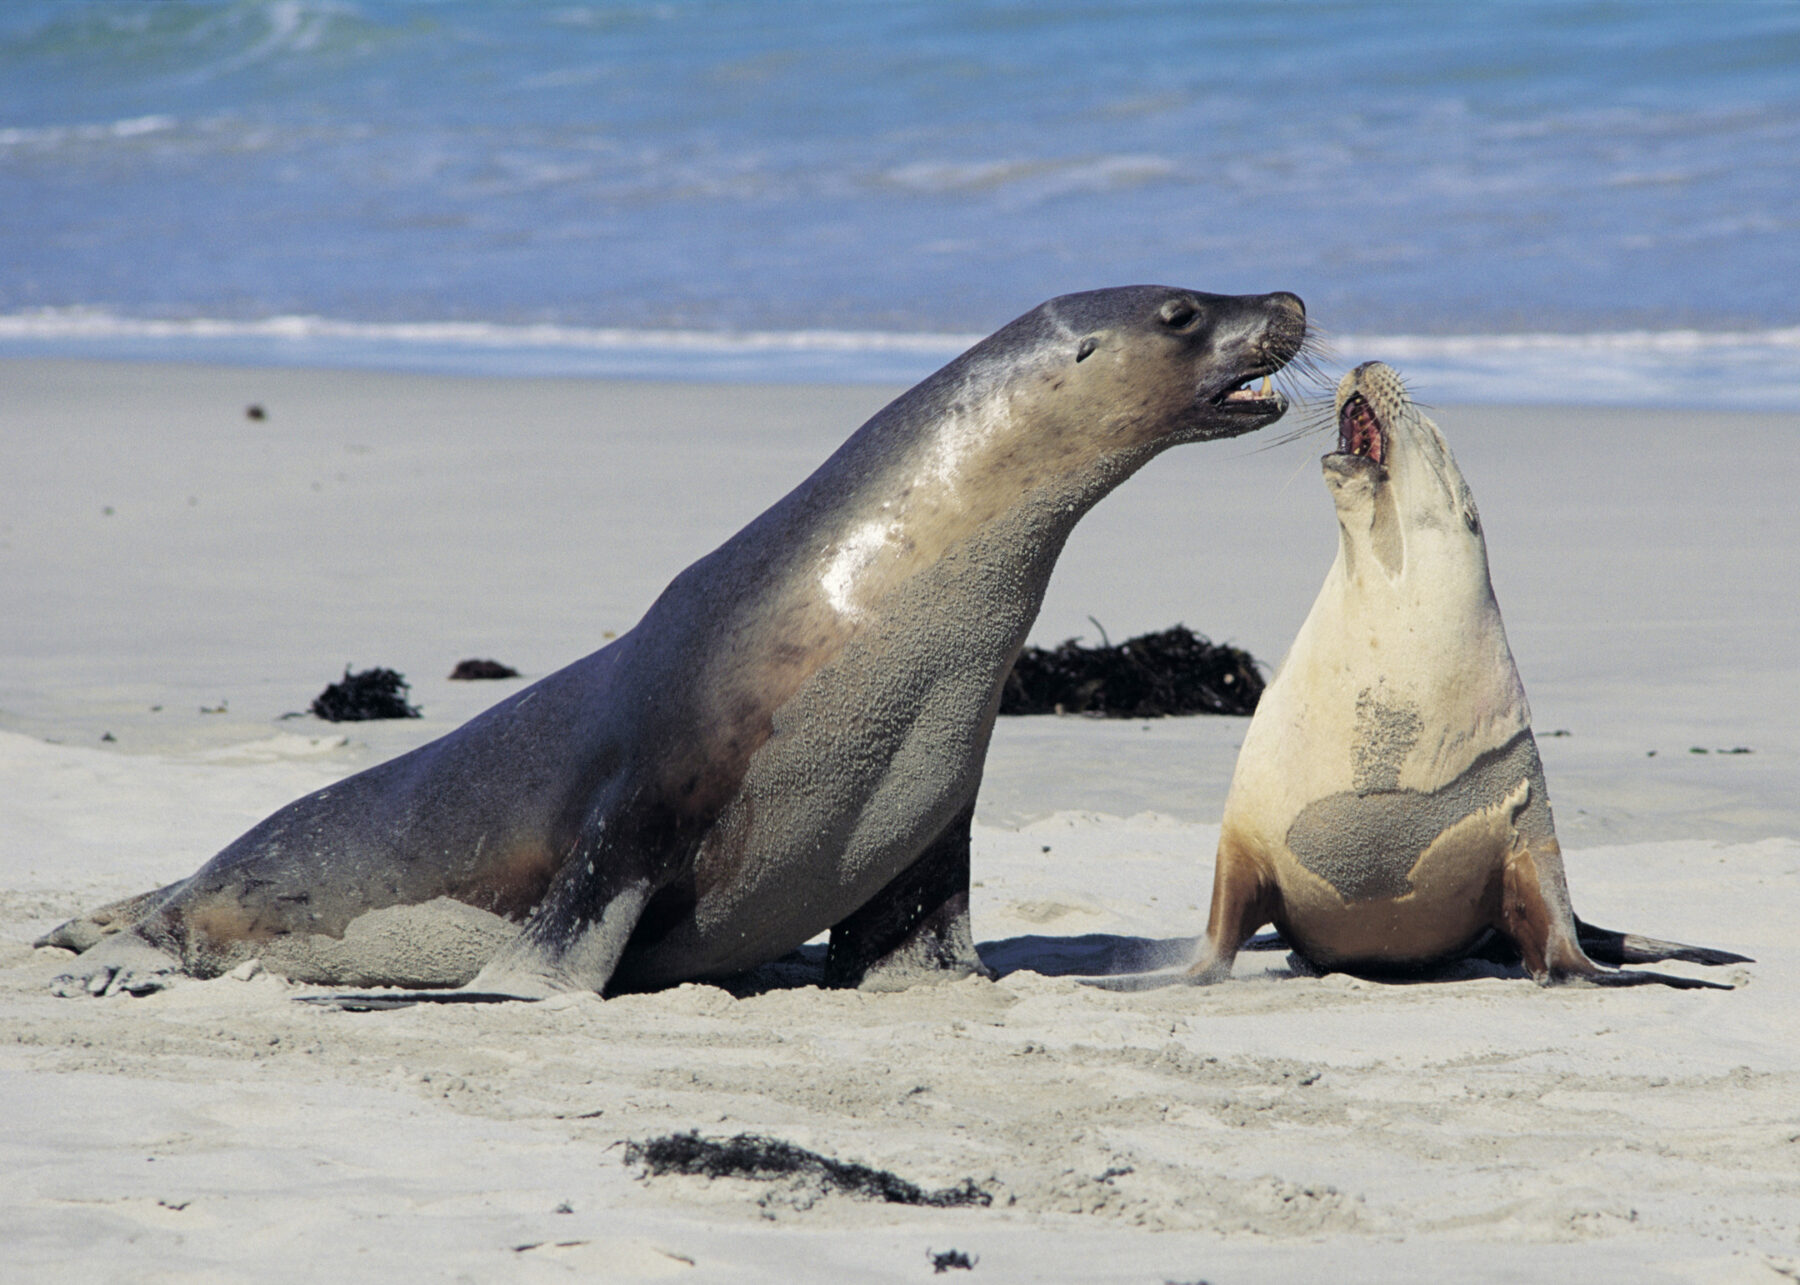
[311,666,421,722]
[932,1249,977,1273]
[101,731,116,743]
[625,1132,991,1209]
[246,404,266,420]
[449,658,521,681]
[1001,624,1263,718]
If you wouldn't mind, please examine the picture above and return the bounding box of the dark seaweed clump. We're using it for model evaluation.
[1001,624,1264,718]
[448,658,521,681]
[310,666,421,722]
[625,1132,991,1208]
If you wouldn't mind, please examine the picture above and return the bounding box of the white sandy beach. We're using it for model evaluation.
[3,358,1797,1282]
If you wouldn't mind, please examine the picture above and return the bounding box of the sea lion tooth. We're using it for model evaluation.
[45,285,1312,1004]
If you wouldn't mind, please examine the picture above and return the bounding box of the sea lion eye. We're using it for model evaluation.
[1076,336,1098,362]
[1159,299,1199,329]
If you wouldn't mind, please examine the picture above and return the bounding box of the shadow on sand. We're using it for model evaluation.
[713,927,1550,997]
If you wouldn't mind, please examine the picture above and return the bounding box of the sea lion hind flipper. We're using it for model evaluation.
[306,835,665,1008]
[1573,916,1752,967]
[825,804,990,990]
[1562,966,1734,992]
[295,989,545,1011]
[1498,834,1596,985]
[48,930,184,998]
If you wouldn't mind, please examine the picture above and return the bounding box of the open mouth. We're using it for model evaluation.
[1336,393,1386,464]
[1213,372,1285,416]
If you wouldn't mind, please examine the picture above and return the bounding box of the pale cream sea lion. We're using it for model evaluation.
[43,285,1309,1003]
[1102,361,1746,990]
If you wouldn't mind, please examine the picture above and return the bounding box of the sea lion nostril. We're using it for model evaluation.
[1268,291,1306,318]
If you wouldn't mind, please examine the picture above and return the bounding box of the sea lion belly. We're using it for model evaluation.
[1268,729,1546,967]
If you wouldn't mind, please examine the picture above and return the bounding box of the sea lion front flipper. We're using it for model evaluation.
[469,869,657,998]
[1499,839,1734,990]
[1080,828,1278,991]
[1573,917,1752,967]
[1174,828,1281,985]
[824,803,990,990]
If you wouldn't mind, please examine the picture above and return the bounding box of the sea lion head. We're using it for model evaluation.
[1324,361,1485,581]
[1032,284,1309,450]
[812,285,1311,582]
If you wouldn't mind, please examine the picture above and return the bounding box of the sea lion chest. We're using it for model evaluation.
[614,515,1046,985]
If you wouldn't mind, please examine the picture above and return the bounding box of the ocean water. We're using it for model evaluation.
[3,0,1797,406]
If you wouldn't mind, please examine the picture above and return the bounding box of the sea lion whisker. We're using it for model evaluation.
[1245,417,1332,456]
[1243,394,1337,455]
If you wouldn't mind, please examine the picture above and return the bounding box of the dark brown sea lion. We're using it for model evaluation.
[44,286,1308,1002]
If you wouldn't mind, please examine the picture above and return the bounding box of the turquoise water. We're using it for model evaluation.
[3,1,1797,404]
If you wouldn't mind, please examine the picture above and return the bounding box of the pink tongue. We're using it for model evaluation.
[1338,397,1383,462]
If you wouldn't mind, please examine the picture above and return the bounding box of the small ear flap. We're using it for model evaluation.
[1075,336,1098,363]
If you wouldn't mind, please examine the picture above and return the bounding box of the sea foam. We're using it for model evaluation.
[2,309,1796,410]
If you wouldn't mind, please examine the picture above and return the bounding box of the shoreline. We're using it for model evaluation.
[4,318,1800,408]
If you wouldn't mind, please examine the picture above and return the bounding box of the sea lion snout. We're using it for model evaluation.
[1187,290,1309,434]
[1207,290,1307,372]
[1333,362,1409,435]
[1322,381,1391,509]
